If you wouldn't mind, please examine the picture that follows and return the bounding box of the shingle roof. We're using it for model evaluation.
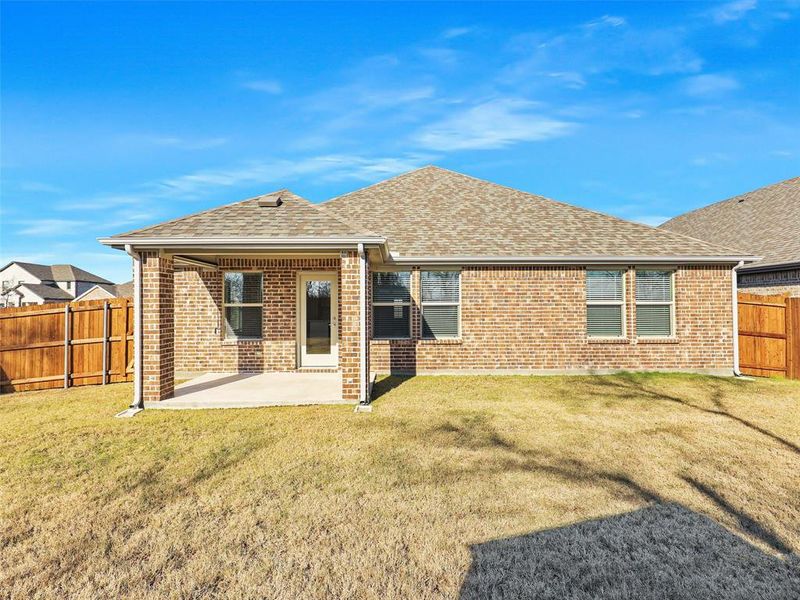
[109,190,378,239]
[320,166,744,258]
[660,177,800,271]
[18,283,75,301]
[9,262,112,284]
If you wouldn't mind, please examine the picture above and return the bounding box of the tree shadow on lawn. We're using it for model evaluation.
[424,414,799,599]
[589,373,800,456]
[460,503,800,600]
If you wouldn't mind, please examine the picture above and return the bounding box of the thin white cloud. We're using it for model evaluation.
[682,74,740,96]
[241,79,283,94]
[546,71,587,89]
[120,134,229,150]
[582,15,628,29]
[691,152,732,166]
[158,154,436,196]
[18,181,65,194]
[58,194,143,211]
[504,18,703,85]
[441,26,474,39]
[413,98,575,151]
[709,0,757,24]
[16,219,88,236]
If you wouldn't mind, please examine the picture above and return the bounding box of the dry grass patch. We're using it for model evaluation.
[1,373,799,598]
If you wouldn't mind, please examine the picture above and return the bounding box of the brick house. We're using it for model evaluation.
[100,166,755,408]
[660,177,800,297]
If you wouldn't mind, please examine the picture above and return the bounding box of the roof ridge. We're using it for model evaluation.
[321,165,440,206]
[661,176,800,228]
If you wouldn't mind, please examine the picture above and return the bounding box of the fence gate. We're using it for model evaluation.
[0,298,134,393]
[738,292,799,379]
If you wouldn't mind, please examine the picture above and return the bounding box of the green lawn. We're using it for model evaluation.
[1,374,799,598]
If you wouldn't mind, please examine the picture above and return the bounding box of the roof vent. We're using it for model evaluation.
[257,193,283,207]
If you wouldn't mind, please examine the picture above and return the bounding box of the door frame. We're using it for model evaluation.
[296,271,339,368]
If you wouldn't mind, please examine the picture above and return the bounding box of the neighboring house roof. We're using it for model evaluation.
[101,166,752,262]
[17,283,75,301]
[321,166,743,259]
[73,281,134,302]
[2,261,112,284]
[106,191,379,241]
[659,177,800,271]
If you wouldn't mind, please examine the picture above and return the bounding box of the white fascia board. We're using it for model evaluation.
[99,236,387,250]
[386,255,759,266]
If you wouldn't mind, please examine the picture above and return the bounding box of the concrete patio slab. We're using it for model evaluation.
[145,372,346,409]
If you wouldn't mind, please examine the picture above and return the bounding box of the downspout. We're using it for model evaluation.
[125,244,144,409]
[358,243,368,404]
[732,260,744,376]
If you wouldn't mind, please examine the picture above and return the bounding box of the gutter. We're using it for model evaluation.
[125,244,144,410]
[387,255,759,266]
[732,260,745,377]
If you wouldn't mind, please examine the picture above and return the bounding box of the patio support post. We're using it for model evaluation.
[358,243,369,404]
[339,250,363,403]
[140,251,175,402]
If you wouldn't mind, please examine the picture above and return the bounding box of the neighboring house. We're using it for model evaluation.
[73,281,134,302]
[660,177,800,297]
[100,166,755,406]
[0,261,113,307]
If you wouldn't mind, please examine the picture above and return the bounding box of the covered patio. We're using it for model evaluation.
[99,190,385,411]
[145,371,345,409]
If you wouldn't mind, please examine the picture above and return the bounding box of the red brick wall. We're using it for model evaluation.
[370,265,735,374]
[141,252,174,401]
[173,257,340,373]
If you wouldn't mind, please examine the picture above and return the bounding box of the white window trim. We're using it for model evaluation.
[372,270,412,340]
[421,269,462,340]
[222,270,263,340]
[586,268,627,339]
[635,269,676,339]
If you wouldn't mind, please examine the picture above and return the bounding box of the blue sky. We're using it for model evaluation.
[1,1,799,283]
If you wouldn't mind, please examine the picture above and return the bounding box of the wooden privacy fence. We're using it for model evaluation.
[738,292,800,379]
[0,298,134,393]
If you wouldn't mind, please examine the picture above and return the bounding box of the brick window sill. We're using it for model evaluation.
[371,338,413,344]
[636,337,679,344]
[587,338,630,345]
[419,338,463,345]
[221,338,263,346]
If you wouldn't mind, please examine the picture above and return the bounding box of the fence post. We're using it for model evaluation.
[102,301,109,385]
[63,304,70,389]
[122,298,129,381]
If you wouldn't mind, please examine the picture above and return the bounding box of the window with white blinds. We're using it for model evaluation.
[223,272,263,339]
[586,270,625,338]
[372,271,411,339]
[421,271,460,338]
[636,270,674,337]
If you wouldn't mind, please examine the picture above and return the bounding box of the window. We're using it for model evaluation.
[636,270,674,337]
[421,271,460,339]
[223,272,263,339]
[372,271,411,339]
[586,270,625,338]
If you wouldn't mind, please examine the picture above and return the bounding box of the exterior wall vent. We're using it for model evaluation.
[257,193,283,207]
